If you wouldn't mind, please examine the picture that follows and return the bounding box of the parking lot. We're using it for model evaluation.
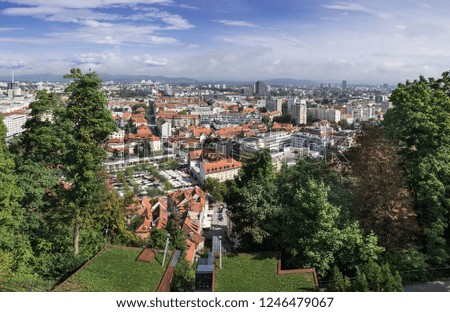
[159,169,198,189]
[110,170,162,197]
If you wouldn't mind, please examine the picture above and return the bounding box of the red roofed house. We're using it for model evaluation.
[199,158,241,183]
[132,197,169,239]
[125,125,162,153]
[167,187,209,264]
[131,114,148,127]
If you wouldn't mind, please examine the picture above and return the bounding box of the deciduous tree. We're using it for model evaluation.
[63,68,117,256]
[346,125,417,251]
[384,72,450,266]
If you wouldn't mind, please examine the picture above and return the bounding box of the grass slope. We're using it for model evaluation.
[56,248,167,292]
[215,252,316,292]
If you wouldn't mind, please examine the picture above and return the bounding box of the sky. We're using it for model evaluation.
[0,0,449,84]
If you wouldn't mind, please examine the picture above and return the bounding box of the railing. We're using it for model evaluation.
[277,260,319,290]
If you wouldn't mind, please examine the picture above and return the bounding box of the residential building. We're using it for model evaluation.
[308,107,341,123]
[292,100,307,125]
[291,127,334,154]
[266,98,283,112]
[197,158,241,183]
[1,112,27,138]
[157,117,172,138]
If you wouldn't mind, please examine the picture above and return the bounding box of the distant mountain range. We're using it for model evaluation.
[262,78,316,86]
[0,73,316,85]
[0,73,199,83]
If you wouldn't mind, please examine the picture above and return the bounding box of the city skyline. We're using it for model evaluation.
[0,0,449,84]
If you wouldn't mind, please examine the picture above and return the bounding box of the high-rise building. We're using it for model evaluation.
[265,98,283,112]
[255,81,266,96]
[292,100,307,125]
[164,84,172,96]
[342,80,347,90]
[7,71,21,99]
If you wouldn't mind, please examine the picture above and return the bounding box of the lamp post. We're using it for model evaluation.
[219,235,222,269]
[105,228,109,248]
[162,233,170,266]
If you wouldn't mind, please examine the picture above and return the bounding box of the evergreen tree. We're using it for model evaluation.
[354,267,369,292]
[364,261,383,291]
[328,266,346,291]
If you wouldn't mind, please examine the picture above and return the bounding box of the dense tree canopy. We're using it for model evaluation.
[0,117,34,278]
[1,69,133,286]
[225,151,382,278]
[384,72,450,267]
[346,125,417,251]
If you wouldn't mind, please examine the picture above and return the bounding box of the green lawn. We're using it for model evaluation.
[215,252,316,292]
[55,248,168,292]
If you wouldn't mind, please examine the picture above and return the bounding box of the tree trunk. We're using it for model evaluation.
[73,223,80,256]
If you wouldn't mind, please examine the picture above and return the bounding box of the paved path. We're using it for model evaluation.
[404,279,450,292]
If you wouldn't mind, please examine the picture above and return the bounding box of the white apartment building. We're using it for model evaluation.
[148,136,162,152]
[259,131,292,152]
[347,105,375,122]
[291,129,334,154]
[308,107,341,123]
[2,113,27,138]
[109,129,125,140]
[157,118,172,138]
[292,101,307,125]
[197,158,242,183]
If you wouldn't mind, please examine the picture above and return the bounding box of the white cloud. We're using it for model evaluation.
[3,6,120,23]
[0,57,25,69]
[321,2,392,19]
[0,0,173,9]
[321,2,372,13]
[133,54,168,66]
[128,8,194,30]
[215,19,258,28]
[0,37,54,44]
[0,27,22,31]
[3,0,450,84]
[130,7,194,30]
[49,22,177,45]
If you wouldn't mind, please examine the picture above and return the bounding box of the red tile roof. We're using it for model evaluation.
[185,239,196,264]
[202,158,241,174]
[189,150,203,160]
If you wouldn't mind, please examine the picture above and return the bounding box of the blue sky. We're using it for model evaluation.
[0,0,449,83]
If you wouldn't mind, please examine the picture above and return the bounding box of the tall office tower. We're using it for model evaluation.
[292,100,307,125]
[255,80,266,96]
[342,80,347,89]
